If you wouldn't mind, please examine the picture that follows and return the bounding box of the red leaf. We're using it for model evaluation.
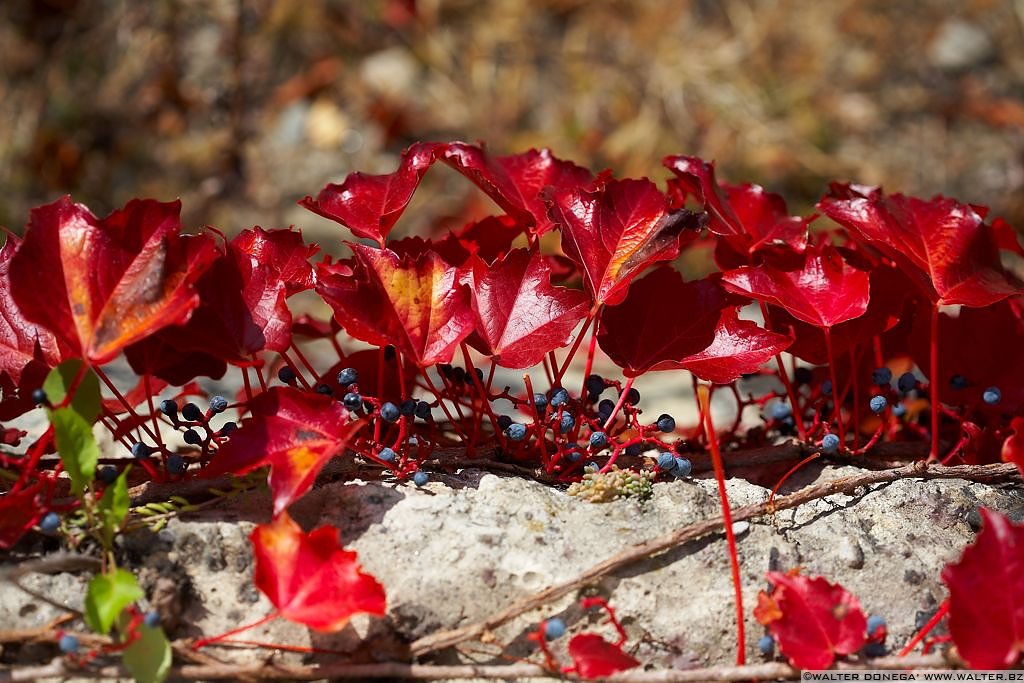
[204,387,362,516]
[317,349,411,404]
[0,236,60,385]
[467,249,589,369]
[550,177,696,305]
[316,245,475,366]
[453,215,525,263]
[942,508,1024,669]
[754,571,867,670]
[722,243,870,328]
[0,478,51,549]
[819,184,1020,307]
[124,335,227,386]
[251,511,386,632]
[598,268,737,376]
[567,634,640,679]
[441,143,593,235]
[1002,417,1024,476]
[300,141,443,244]
[681,309,792,384]
[663,155,746,237]
[9,197,218,364]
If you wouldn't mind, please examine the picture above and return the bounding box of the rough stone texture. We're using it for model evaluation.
[3,464,1021,672]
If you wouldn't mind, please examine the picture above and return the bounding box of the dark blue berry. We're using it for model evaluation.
[566,451,582,462]
[277,365,297,384]
[950,374,968,390]
[98,465,118,485]
[897,372,918,393]
[864,642,887,657]
[342,392,362,411]
[412,471,429,487]
[672,457,692,478]
[794,366,813,385]
[822,433,840,453]
[872,367,893,386]
[166,454,186,475]
[384,345,397,360]
[40,512,60,532]
[439,364,454,378]
[131,442,151,459]
[336,367,358,387]
[758,634,775,656]
[867,615,886,637]
[159,399,178,417]
[656,413,676,433]
[143,611,160,628]
[656,451,676,471]
[31,388,48,405]
[983,386,1002,405]
[183,429,202,445]
[559,413,575,434]
[452,367,467,383]
[892,403,907,418]
[497,415,513,430]
[315,383,333,396]
[544,617,567,640]
[589,431,608,449]
[623,387,640,405]
[58,634,79,653]
[550,388,569,408]
[506,423,528,442]
[585,374,605,397]
[380,402,400,423]
[209,395,228,413]
[415,401,432,420]
[532,393,548,412]
[869,395,887,414]
[400,399,416,416]
[821,380,833,396]
[598,399,615,419]
[769,402,792,421]
[181,402,202,421]
[378,447,397,463]
[624,443,643,457]
[220,421,237,434]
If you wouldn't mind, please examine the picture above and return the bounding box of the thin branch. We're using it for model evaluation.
[410,461,1019,656]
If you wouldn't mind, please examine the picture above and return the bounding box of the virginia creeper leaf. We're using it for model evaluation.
[204,387,362,516]
[1003,417,1024,477]
[43,359,101,422]
[567,633,640,679]
[0,478,50,549]
[754,571,867,670]
[48,407,99,496]
[942,508,1024,669]
[680,309,792,384]
[98,468,130,546]
[467,248,589,368]
[122,623,171,683]
[663,155,746,237]
[84,569,144,635]
[251,511,386,632]
[0,236,60,385]
[9,197,218,364]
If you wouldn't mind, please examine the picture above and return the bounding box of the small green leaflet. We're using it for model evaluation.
[98,467,130,547]
[84,569,143,635]
[43,359,101,421]
[122,624,171,683]
[44,360,102,497]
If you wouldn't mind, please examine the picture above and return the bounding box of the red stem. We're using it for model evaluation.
[760,303,807,441]
[929,305,941,460]
[240,366,253,403]
[95,367,159,444]
[192,611,279,650]
[555,308,596,382]
[578,312,601,401]
[899,599,949,656]
[822,328,846,452]
[143,374,164,453]
[768,453,820,504]
[601,377,634,432]
[850,347,861,450]
[280,351,312,389]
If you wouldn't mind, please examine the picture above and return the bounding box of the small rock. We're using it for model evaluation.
[837,535,865,569]
[929,20,995,71]
[731,521,750,536]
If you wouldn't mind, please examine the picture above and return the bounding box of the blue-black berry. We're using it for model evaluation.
[58,633,79,653]
[589,431,608,449]
[656,414,676,433]
[31,388,48,405]
[897,372,918,393]
[380,402,400,423]
[315,383,333,396]
[220,421,237,434]
[98,465,118,485]
[336,367,358,387]
[864,642,887,657]
[822,433,840,453]
[412,471,429,487]
[624,443,643,457]
[585,374,605,397]
[209,395,228,413]
[159,399,178,417]
[400,399,416,416]
[983,386,1002,405]
[342,392,362,411]
[532,393,548,411]
[794,366,813,385]
[566,451,582,462]
[378,447,397,463]
[497,415,513,430]
[892,403,907,418]
[950,374,969,390]
[758,634,775,656]
[39,512,60,532]
[544,617,567,640]
[867,615,886,637]
[181,402,202,421]
[550,388,569,408]
[597,399,615,419]
[623,387,640,405]
[277,365,297,384]
[143,611,161,628]
[822,380,833,396]
[415,401,431,420]
[872,367,893,386]
[166,454,186,475]
[657,451,676,471]
[673,457,692,478]
[869,395,887,414]
[559,413,575,434]
[506,423,528,442]
[183,429,202,445]
[769,402,792,421]
[131,442,151,459]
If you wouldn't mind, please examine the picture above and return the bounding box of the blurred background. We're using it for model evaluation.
[2,0,1023,247]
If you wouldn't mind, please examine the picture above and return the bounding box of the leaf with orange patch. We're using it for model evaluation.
[251,511,386,632]
[204,387,362,516]
[9,197,218,364]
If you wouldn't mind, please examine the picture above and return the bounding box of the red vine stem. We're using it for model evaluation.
[759,303,807,441]
[929,305,941,460]
[192,611,279,650]
[94,366,159,445]
[899,598,949,656]
[822,327,846,452]
[554,308,597,382]
[601,376,634,432]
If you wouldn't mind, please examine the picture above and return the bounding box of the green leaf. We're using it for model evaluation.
[49,406,99,496]
[122,624,171,683]
[43,359,101,422]
[84,569,143,635]
[98,467,131,545]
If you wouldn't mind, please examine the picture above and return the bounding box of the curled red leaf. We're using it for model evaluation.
[567,633,640,679]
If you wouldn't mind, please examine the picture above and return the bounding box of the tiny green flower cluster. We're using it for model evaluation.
[567,465,655,503]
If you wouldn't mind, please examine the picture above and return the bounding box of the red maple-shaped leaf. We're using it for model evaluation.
[9,196,218,365]
[452,215,525,263]
[251,511,386,632]
[0,478,52,549]
[316,244,475,366]
[681,309,792,384]
[567,634,640,679]
[819,184,1020,306]
[0,236,60,386]
[549,177,695,305]
[204,387,362,516]
[598,268,739,376]
[300,141,443,244]
[441,143,593,235]
[942,508,1024,669]
[467,248,589,369]
[754,571,867,670]
[722,242,870,328]
[663,155,745,237]
[1002,418,1024,476]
